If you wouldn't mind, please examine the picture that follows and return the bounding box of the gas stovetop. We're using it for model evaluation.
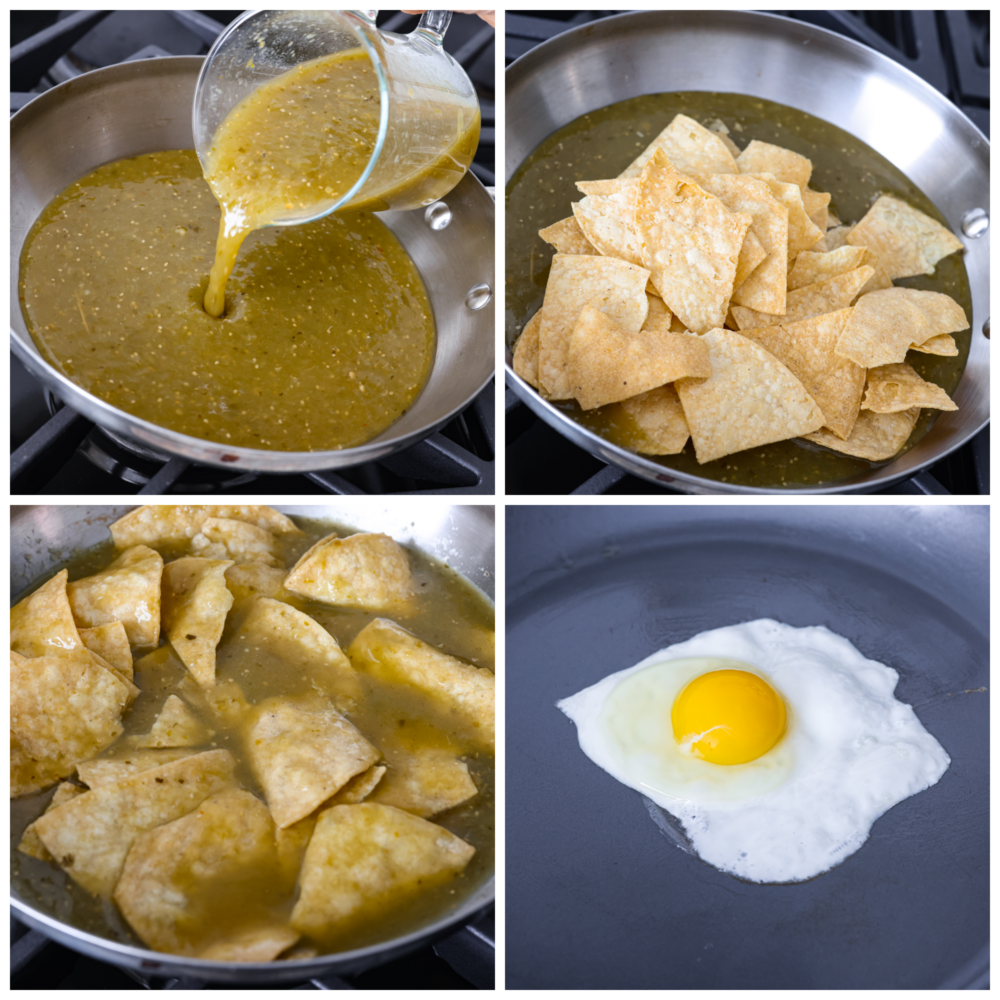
[10,10,496,496]
[504,10,989,495]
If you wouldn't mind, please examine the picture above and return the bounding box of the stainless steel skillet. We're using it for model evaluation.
[10,502,494,984]
[504,10,989,494]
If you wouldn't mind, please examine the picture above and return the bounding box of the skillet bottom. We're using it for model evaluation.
[506,507,988,988]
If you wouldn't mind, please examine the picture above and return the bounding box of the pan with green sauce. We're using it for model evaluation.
[505,92,971,490]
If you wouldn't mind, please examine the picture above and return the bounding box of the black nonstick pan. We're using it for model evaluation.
[507,506,988,988]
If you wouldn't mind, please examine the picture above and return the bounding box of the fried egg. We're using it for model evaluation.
[557,619,950,883]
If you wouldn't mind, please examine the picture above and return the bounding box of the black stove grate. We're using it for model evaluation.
[505,10,989,495]
[10,10,495,496]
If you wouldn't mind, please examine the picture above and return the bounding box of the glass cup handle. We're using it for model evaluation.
[416,10,452,45]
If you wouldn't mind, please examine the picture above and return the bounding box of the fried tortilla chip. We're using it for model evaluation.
[801,187,832,231]
[536,253,651,399]
[705,118,741,158]
[370,745,478,818]
[11,650,131,796]
[538,216,597,255]
[803,407,920,461]
[607,384,691,455]
[328,764,387,806]
[512,310,541,388]
[637,150,752,333]
[910,333,959,356]
[856,247,894,296]
[739,310,865,440]
[67,546,163,648]
[787,247,868,291]
[834,288,969,367]
[290,804,476,945]
[824,224,852,251]
[348,619,495,751]
[110,505,301,550]
[77,748,199,788]
[619,113,739,179]
[572,179,643,265]
[847,194,964,278]
[283,532,413,611]
[19,782,85,860]
[161,557,234,687]
[642,293,673,331]
[736,139,812,189]
[567,305,711,410]
[245,698,380,829]
[733,229,768,292]
[79,622,133,682]
[224,562,288,604]
[675,328,824,463]
[132,695,213,749]
[115,788,297,959]
[745,174,823,254]
[861,363,958,413]
[32,748,237,896]
[11,569,86,660]
[218,598,361,710]
[731,265,873,329]
[191,517,280,567]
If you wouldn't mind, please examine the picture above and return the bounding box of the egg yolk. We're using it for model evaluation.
[671,669,786,765]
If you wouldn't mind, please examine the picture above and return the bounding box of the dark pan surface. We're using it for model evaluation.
[507,506,988,989]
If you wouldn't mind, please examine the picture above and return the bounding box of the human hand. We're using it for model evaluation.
[403,10,495,28]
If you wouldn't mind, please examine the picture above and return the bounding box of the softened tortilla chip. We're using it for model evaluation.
[538,216,597,255]
[536,253,650,399]
[218,598,361,710]
[191,517,280,567]
[512,310,541,388]
[290,803,476,945]
[846,194,964,278]
[637,150,752,333]
[329,764,387,806]
[787,247,868,291]
[834,288,969,367]
[283,532,413,611]
[111,505,302,551]
[114,788,296,959]
[275,816,318,887]
[11,650,131,796]
[32,748,237,896]
[19,782,85,860]
[910,333,959,356]
[803,408,920,461]
[619,113,738,179]
[736,139,812,189]
[224,562,288,604]
[572,179,643,265]
[801,187,832,231]
[567,305,711,410]
[731,266,873,329]
[733,229,768,293]
[700,173,789,314]
[68,546,163,648]
[79,622,133,682]
[11,569,86,660]
[739,310,865,440]
[608,384,691,455]
[675,328,824,463]
[861,363,958,413]
[77,748,199,788]
[745,174,823,254]
[370,745,478,818]
[132,695,212,749]
[161,557,234,687]
[245,698,380,829]
[348,619,495,751]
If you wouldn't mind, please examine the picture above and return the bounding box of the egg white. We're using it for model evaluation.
[557,619,951,883]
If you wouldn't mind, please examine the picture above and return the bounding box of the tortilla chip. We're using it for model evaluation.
[32,748,237,896]
[675,328,824,463]
[218,597,361,710]
[114,788,297,959]
[605,384,690,455]
[787,246,868,290]
[736,139,812,189]
[224,562,288,604]
[803,408,920,461]
[619,113,739,179]
[11,650,131,797]
[132,695,213,749]
[161,557,234,687]
[536,253,650,399]
[643,293,673,331]
[328,764,387,806]
[79,622,133,683]
[512,310,541,388]
[739,310,865,440]
[283,532,413,611]
[571,179,643,265]
[77,748,199,788]
[67,546,163,648]
[910,333,959,356]
[567,305,711,410]
[824,224,852,251]
[245,697,380,829]
[191,517,280,567]
[538,216,597,256]
[11,569,86,660]
[745,174,824,254]
[370,746,478,818]
[19,782,86,860]
[110,505,301,551]
[732,229,768,292]
[801,187,832,231]
[275,816,317,887]
[861,363,958,413]
[847,194,964,278]
[290,803,476,945]
[349,619,495,751]
[637,150,752,333]
[705,117,741,158]
[834,288,969,367]
[731,265,874,329]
